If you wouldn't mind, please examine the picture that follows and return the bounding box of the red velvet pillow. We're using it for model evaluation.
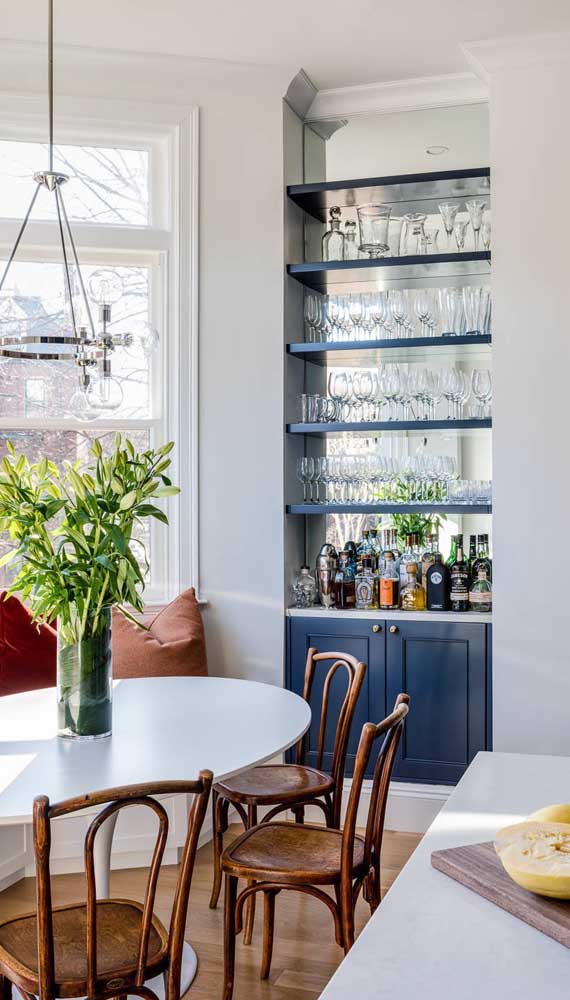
[0,593,57,696]
[112,588,208,679]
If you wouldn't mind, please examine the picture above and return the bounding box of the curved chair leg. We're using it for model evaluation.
[243,804,258,945]
[209,789,223,909]
[260,889,278,980]
[339,876,355,954]
[223,873,238,1000]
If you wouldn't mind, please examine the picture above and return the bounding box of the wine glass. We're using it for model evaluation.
[328,371,350,420]
[471,369,492,419]
[466,200,487,251]
[481,218,492,251]
[296,457,311,502]
[438,202,460,251]
[453,219,469,251]
[379,366,400,421]
[442,369,462,420]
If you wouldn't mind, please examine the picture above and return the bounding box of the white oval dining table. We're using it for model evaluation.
[0,676,311,995]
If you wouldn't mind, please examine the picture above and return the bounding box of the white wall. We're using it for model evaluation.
[0,44,294,688]
[476,42,570,754]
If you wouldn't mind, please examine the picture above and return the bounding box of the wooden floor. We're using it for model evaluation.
[0,825,421,1000]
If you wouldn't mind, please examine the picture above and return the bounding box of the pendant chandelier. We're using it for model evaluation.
[0,0,158,420]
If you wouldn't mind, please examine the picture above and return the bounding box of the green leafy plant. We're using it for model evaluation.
[390,512,447,551]
[0,435,179,645]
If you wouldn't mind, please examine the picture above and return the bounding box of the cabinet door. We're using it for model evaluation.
[287,616,386,777]
[386,620,488,785]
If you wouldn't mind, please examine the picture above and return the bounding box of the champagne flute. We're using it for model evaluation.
[466,200,487,251]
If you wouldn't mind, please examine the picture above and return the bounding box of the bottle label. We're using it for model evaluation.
[380,579,394,605]
[355,579,374,607]
[430,571,443,585]
[469,591,492,604]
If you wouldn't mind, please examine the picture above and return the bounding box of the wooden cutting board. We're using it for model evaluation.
[431,841,570,948]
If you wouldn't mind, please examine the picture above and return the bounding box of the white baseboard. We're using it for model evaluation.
[294,779,450,834]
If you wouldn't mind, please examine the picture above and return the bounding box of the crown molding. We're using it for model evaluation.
[306,72,488,121]
[0,37,296,102]
[462,32,570,82]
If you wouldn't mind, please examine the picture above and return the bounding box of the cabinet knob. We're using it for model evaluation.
[389,625,398,634]
[372,624,382,633]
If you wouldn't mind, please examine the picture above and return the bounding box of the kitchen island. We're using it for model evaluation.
[320,751,570,999]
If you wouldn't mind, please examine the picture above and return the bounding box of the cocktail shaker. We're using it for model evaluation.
[316,544,338,608]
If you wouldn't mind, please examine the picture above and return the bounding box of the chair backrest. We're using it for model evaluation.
[340,694,409,887]
[33,772,212,1000]
[295,648,366,823]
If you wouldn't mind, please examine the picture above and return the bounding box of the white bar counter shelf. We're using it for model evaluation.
[320,752,570,1000]
[287,606,492,624]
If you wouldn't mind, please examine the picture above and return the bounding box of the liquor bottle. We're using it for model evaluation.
[399,534,415,589]
[369,528,379,570]
[446,534,459,569]
[357,530,372,573]
[344,220,360,260]
[426,554,450,611]
[469,567,492,613]
[472,534,492,582]
[421,533,439,592]
[355,558,378,609]
[334,550,356,609]
[449,540,470,612]
[322,206,345,262]
[379,552,400,610]
[468,534,477,581]
[292,565,317,609]
[390,528,402,560]
[399,563,426,611]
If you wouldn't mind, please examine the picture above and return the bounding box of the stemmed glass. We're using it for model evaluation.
[328,371,350,420]
[454,219,469,251]
[471,369,492,419]
[481,218,492,251]
[296,457,313,502]
[438,202,460,251]
[466,200,487,251]
[389,290,411,339]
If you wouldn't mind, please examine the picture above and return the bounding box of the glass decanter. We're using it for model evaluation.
[322,207,345,262]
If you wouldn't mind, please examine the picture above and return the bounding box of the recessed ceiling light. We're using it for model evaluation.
[426,145,450,156]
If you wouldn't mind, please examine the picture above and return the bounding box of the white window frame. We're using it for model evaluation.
[0,95,199,605]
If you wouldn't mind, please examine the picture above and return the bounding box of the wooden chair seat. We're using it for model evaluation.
[222,821,366,885]
[0,899,169,998]
[214,764,334,806]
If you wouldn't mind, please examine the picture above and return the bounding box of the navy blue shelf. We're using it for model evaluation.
[287,503,492,515]
[287,252,491,291]
[287,167,491,222]
[287,334,491,367]
[287,419,491,436]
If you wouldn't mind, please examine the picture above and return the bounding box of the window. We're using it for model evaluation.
[0,107,198,602]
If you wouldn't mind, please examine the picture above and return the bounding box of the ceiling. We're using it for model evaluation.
[1,0,570,89]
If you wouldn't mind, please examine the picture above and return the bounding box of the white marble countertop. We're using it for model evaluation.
[287,607,492,624]
[321,751,570,999]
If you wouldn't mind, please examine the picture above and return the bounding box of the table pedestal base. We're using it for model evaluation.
[12,942,198,1000]
[146,941,199,996]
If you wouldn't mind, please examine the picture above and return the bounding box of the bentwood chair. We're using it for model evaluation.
[220,694,409,1000]
[0,773,212,1000]
[210,649,367,943]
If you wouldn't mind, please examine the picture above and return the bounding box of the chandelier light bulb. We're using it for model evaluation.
[86,374,124,412]
[126,320,160,358]
[68,388,101,422]
[88,269,123,306]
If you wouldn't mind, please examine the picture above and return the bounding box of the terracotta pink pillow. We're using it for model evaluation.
[112,587,208,679]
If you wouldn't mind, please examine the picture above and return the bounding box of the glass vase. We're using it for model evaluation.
[57,608,113,739]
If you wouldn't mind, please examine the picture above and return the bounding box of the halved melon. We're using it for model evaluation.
[529,804,570,825]
[495,820,570,898]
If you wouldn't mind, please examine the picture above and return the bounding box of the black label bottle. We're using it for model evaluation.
[450,542,470,612]
[426,554,450,610]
